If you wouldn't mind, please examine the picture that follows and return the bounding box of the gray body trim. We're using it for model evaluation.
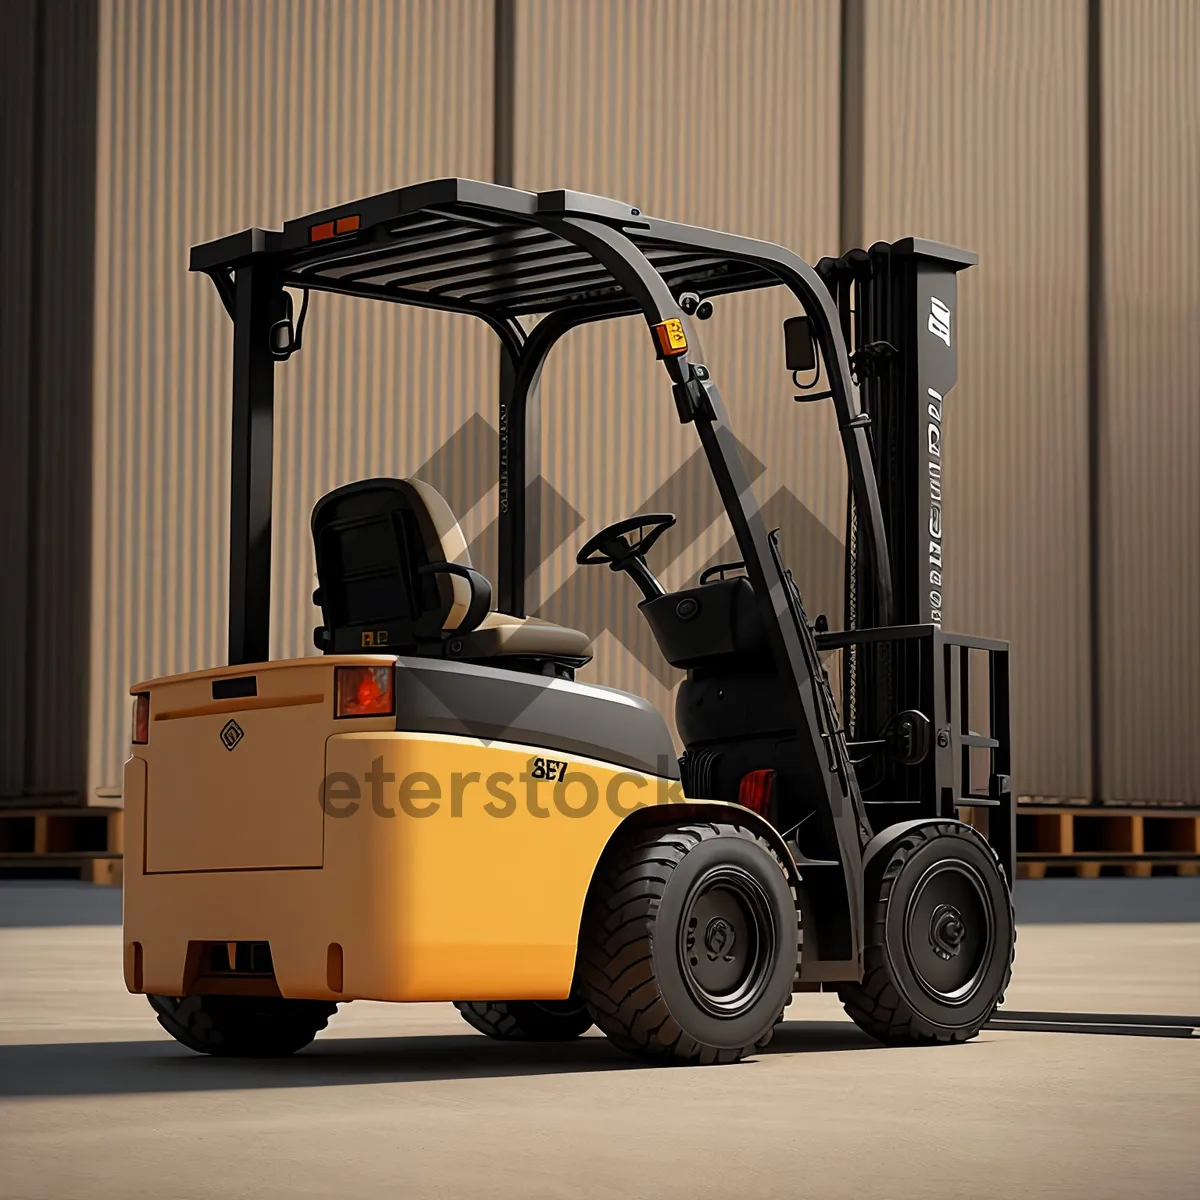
[391,657,680,779]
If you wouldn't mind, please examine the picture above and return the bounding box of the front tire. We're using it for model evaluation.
[149,994,337,1057]
[838,821,1015,1045]
[454,999,594,1041]
[578,821,799,1066]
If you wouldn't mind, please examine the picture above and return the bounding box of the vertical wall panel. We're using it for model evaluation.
[88,0,496,796]
[0,3,38,797]
[81,0,1194,805]
[512,0,843,731]
[1099,0,1200,803]
[861,0,1091,800]
[27,0,99,801]
[0,1,97,805]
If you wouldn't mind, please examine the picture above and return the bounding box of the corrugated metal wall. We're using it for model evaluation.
[511,0,845,731]
[0,0,97,805]
[860,0,1093,800]
[88,0,496,795]
[0,3,39,799]
[1099,0,1200,803]
[78,0,1197,804]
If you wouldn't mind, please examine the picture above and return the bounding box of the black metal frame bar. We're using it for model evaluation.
[226,259,282,665]
[817,623,1015,885]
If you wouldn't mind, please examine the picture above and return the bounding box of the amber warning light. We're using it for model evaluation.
[335,665,395,718]
[651,318,688,358]
[310,213,361,243]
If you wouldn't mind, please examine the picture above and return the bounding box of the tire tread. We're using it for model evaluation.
[453,999,594,1041]
[579,820,800,1066]
[149,993,336,1057]
[838,821,1016,1046]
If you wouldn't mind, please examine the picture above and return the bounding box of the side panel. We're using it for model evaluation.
[1098,0,1200,803]
[143,671,334,874]
[321,733,677,1000]
[123,728,685,1003]
[121,753,148,989]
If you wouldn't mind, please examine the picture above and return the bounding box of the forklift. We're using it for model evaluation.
[123,179,1015,1065]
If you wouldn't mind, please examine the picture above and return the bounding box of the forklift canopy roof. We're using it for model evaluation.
[188,178,976,664]
[189,177,805,323]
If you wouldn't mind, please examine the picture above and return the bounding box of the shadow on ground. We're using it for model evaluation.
[0,1021,877,1099]
[0,882,122,927]
[1012,877,1200,924]
[4,878,1199,930]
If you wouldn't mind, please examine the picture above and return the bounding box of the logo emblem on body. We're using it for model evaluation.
[219,719,245,751]
[927,295,952,346]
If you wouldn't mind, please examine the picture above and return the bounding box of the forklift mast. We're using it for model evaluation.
[813,241,1016,882]
[818,241,972,732]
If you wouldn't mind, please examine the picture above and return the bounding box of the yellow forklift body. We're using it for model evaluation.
[122,656,685,1004]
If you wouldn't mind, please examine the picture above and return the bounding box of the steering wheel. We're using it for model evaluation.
[576,513,677,567]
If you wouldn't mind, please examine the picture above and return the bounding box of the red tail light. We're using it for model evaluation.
[737,768,775,816]
[132,693,150,744]
[335,666,395,718]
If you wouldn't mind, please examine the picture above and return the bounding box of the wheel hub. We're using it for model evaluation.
[902,861,995,1005]
[678,865,776,1018]
[928,903,966,960]
[703,916,737,960]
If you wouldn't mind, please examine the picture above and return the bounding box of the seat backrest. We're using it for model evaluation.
[310,478,474,653]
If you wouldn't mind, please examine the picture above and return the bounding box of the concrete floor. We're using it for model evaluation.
[0,883,1197,1200]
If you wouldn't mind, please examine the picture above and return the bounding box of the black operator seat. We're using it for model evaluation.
[311,478,592,673]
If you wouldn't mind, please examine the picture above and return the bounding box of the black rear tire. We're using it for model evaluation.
[453,999,593,1041]
[148,994,337,1057]
[838,821,1015,1045]
[578,821,799,1066]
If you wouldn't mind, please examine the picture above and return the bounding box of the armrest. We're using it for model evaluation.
[418,561,493,635]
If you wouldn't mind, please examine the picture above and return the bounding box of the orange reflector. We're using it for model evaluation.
[132,692,150,744]
[327,942,344,993]
[128,941,143,992]
[312,215,360,242]
[651,318,689,357]
[737,768,776,816]
[335,665,395,718]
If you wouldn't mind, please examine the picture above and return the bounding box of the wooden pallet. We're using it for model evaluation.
[1016,806,1200,879]
[0,807,124,886]
[4,801,1196,886]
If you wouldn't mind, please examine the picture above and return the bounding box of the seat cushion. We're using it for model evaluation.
[460,612,593,659]
[404,478,473,631]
